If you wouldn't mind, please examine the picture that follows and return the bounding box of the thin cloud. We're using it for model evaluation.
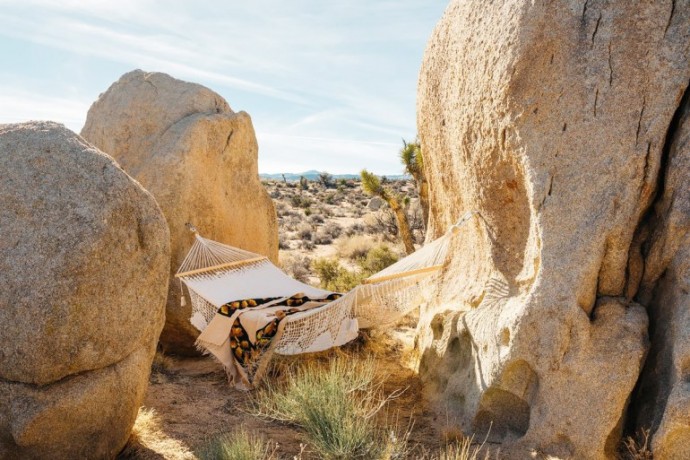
[0,0,447,173]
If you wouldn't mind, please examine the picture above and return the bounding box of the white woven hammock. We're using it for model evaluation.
[176,212,475,387]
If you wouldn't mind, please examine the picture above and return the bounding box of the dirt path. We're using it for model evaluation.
[120,328,442,459]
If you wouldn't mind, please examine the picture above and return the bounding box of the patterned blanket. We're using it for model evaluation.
[196,292,341,388]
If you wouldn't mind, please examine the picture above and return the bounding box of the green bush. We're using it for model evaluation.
[290,195,312,209]
[312,258,363,292]
[253,357,405,460]
[359,245,398,276]
[312,244,398,292]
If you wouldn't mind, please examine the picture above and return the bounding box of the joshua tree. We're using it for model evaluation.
[299,175,309,193]
[400,138,429,228]
[318,171,333,189]
[360,169,415,255]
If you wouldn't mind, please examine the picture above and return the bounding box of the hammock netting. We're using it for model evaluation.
[176,212,475,388]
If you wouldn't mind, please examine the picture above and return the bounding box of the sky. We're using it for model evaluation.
[0,0,448,175]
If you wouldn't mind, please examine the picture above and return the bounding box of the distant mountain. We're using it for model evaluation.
[260,171,409,181]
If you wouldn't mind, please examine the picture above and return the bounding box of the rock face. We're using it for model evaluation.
[81,70,279,355]
[633,92,690,459]
[416,1,690,458]
[0,122,170,458]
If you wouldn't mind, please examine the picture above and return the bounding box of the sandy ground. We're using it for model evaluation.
[119,326,445,460]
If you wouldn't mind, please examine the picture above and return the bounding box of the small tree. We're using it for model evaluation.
[360,169,415,255]
[400,138,429,228]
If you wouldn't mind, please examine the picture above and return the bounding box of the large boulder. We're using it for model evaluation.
[81,70,279,355]
[0,122,169,458]
[633,93,690,459]
[416,1,690,458]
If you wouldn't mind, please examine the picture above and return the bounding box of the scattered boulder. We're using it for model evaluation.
[81,70,279,355]
[367,196,384,211]
[0,122,170,458]
[417,1,690,458]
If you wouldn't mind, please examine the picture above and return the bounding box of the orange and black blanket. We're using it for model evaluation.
[195,292,341,388]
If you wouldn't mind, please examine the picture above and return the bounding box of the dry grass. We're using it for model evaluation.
[118,408,194,460]
[433,437,490,460]
[336,234,379,260]
[253,355,411,459]
[619,429,653,460]
[195,427,278,460]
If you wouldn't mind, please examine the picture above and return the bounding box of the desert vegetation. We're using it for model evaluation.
[123,338,491,460]
[268,175,425,291]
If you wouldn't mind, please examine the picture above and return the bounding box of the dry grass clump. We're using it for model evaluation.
[253,356,409,459]
[196,427,278,460]
[118,408,194,460]
[280,254,311,283]
[336,234,378,260]
[619,429,653,460]
[432,437,489,460]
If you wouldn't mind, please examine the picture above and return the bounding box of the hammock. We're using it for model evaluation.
[176,213,474,388]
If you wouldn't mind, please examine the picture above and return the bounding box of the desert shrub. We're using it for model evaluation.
[280,255,311,284]
[253,357,404,460]
[325,192,339,205]
[269,189,281,199]
[304,208,312,216]
[312,258,363,292]
[311,258,340,287]
[359,245,398,276]
[297,223,313,241]
[280,208,298,218]
[344,223,366,237]
[196,427,276,460]
[364,210,399,242]
[337,234,375,261]
[322,222,343,239]
[284,215,301,232]
[318,205,333,217]
[291,195,313,209]
[274,201,288,217]
[278,234,290,250]
[309,213,325,224]
[425,437,488,460]
[301,240,315,251]
[350,206,364,218]
[314,230,333,245]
